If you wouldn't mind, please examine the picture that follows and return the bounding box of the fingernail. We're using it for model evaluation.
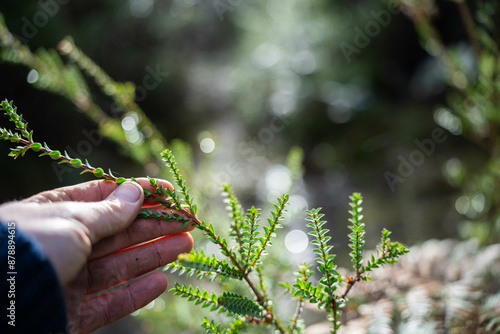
[113,182,142,203]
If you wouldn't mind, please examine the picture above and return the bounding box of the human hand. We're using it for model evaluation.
[0,179,193,333]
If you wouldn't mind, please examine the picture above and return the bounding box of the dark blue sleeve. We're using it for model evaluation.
[0,221,68,333]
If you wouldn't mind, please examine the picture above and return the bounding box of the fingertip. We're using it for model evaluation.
[185,222,196,232]
[149,271,169,291]
[111,182,143,203]
[176,232,194,253]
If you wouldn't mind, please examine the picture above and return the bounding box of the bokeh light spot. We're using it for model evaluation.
[455,196,470,215]
[471,193,485,213]
[285,230,308,253]
[121,116,137,131]
[200,137,215,153]
[266,165,292,193]
[27,69,39,84]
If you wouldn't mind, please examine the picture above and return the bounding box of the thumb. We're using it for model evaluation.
[77,181,144,244]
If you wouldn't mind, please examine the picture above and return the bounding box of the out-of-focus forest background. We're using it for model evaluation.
[0,0,499,333]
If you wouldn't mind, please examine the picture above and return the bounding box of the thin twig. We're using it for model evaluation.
[341,276,361,300]
[289,299,304,333]
[15,137,114,178]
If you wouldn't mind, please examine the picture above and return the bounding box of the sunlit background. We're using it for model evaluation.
[1,0,498,333]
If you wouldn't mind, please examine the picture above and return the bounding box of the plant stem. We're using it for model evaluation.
[224,185,245,249]
[311,216,336,297]
[242,210,259,273]
[256,266,267,296]
[331,303,337,334]
[15,138,114,178]
[309,211,338,333]
[289,299,303,333]
[341,275,361,300]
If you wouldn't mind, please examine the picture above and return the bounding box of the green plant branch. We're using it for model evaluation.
[1,98,410,334]
[159,150,288,331]
[249,195,288,269]
[288,263,311,333]
[171,283,223,312]
[217,292,263,318]
[306,208,339,330]
[256,265,267,297]
[241,207,261,272]
[174,218,287,332]
[161,149,196,214]
[202,318,223,334]
[0,100,113,178]
[340,276,360,301]
[342,228,409,299]
[159,192,287,332]
[0,100,194,226]
[307,210,338,291]
[177,251,243,280]
[348,193,365,277]
[289,299,304,333]
[202,226,285,331]
[222,184,245,249]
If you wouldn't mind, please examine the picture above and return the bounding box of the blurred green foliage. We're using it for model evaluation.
[0,0,463,247]
[390,0,500,244]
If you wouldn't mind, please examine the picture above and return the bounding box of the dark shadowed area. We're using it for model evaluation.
[1,0,499,333]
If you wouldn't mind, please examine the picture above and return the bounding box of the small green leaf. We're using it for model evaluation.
[116,177,126,185]
[30,142,42,152]
[93,168,104,178]
[49,150,61,160]
[70,159,82,168]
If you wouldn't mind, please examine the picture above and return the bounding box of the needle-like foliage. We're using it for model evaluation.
[0,100,409,333]
[176,250,243,280]
[250,194,288,269]
[240,206,261,272]
[348,193,365,276]
[222,184,245,250]
[217,292,263,318]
